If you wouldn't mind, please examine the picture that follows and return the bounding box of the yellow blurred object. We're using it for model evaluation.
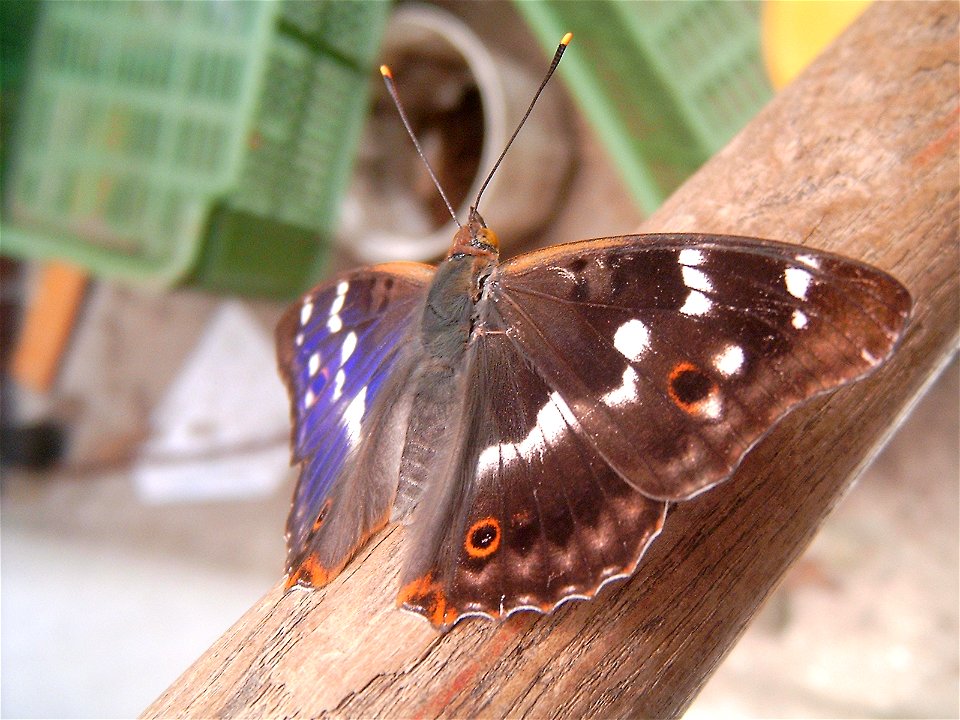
[12,262,89,392]
[762,1,872,89]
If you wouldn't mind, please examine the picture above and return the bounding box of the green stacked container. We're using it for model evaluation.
[2,0,389,297]
[514,0,773,214]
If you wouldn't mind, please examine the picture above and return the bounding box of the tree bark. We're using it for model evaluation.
[143,3,959,718]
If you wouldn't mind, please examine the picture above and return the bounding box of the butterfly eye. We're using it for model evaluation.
[464,517,501,558]
[477,228,499,250]
[668,362,721,418]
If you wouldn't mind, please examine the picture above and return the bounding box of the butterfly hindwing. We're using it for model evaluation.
[495,234,911,501]
[398,320,667,628]
[277,262,434,587]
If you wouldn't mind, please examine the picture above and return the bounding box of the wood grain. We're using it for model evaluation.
[143,3,959,718]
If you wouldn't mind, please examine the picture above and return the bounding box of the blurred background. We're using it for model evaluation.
[1,1,956,717]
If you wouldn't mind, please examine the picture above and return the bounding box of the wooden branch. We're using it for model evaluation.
[143,3,959,718]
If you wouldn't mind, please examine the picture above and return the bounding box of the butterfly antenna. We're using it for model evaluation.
[472,32,572,215]
[380,65,461,228]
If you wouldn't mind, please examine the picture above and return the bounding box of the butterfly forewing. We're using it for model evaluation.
[277,262,434,586]
[399,325,667,628]
[496,234,911,501]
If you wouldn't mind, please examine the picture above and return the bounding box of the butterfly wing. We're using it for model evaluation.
[495,233,912,501]
[277,262,434,587]
[398,325,667,629]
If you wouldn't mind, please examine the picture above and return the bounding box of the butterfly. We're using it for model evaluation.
[275,35,912,630]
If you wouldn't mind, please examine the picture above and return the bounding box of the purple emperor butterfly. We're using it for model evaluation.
[276,35,911,629]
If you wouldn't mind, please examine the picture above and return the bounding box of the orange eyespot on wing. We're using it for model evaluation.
[311,498,333,533]
[464,516,501,558]
[667,361,719,416]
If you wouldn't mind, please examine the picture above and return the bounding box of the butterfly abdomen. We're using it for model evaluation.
[394,376,462,520]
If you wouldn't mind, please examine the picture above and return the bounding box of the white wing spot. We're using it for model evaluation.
[326,281,349,333]
[861,348,878,364]
[308,352,321,377]
[785,267,812,300]
[714,344,745,377]
[300,301,313,326]
[614,319,650,361]
[797,254,821,269]
[680,290,712,316]
[304,388,316,409]
[329,293,346,317]
[343,386,367,447]
[792,309,809,329]
[679,248,704,266]
[700,394,723,420]
[341,331,358,365]
[332,368,346,401]
[602,366,639,406]
[477,392,576,474]
[295,332,304,347]
[477,445,500,476]
[682,266,713,292]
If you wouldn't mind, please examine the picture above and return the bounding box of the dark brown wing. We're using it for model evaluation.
[398,324,666,629]
[494,233,911,500]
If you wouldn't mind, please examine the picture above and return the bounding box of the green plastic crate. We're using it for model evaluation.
[514,0,772,214]
[1,0,390,297]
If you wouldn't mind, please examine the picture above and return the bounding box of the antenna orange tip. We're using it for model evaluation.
[561,32,573,46]
[380,65,393,79]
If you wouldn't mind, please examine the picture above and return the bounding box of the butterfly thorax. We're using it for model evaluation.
[420,214,500,367]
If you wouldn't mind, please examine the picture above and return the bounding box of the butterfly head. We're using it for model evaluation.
[448,208,499,260]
